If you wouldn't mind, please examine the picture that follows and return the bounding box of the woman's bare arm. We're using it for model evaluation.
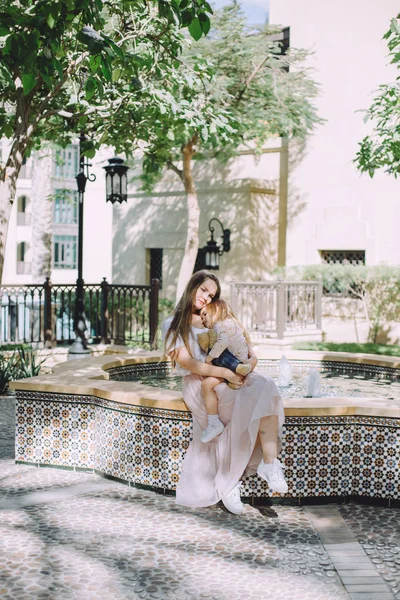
[247,345,258,373]
[171,347,244,385]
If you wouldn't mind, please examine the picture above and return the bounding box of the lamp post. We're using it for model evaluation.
[202,218,231,270]
[68,136,129,358]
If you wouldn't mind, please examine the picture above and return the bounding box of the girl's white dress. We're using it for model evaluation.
[162,317,285,508]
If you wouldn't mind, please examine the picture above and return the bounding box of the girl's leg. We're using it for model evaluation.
[200,377,225,443]
[201,377,221,415]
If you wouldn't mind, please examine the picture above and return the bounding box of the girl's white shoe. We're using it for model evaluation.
[201,421,225,443]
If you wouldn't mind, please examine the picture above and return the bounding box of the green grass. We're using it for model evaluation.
[0,343,33,351]
[292,341,400,358]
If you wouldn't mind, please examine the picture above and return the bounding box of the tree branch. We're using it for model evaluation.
[235,56,269,104]
[32,52,90,131]
[167,159,183,180]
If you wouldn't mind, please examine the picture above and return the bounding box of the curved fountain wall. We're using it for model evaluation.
[11,350,400,501]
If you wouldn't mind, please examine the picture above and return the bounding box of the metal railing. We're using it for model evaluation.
[0,278,159,347]
[230,280,322,339]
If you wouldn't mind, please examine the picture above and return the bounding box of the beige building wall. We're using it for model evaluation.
[270,0,400,266]
[112,144,282,298]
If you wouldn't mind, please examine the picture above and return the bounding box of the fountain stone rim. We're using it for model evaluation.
[9,349,400,418]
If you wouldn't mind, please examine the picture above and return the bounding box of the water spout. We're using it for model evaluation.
[306,369,322,397]
[277,355,293,387]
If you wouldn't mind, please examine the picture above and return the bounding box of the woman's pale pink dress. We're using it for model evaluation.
[162,318,285,508]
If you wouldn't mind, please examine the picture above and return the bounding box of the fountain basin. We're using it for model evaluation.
[11,350,400,501]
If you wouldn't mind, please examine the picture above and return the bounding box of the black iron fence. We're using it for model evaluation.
[0,278,159,347]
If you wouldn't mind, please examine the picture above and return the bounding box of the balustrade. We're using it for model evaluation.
[230,280,322,339]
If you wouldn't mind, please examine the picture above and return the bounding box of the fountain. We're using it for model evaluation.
[10,349,400,501]
[305,369,322,398]
[276,355,293,387]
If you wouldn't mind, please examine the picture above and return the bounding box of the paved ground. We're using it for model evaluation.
[1,396,400,600]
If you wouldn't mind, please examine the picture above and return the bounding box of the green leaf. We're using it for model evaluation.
[0,26,9,36]
[85,77,97,101]
[102,34,124,59]
[77,26,105,55]
[188,17,202,41]
[84,147,96,159]
[390,52,400,64]
[21,74,37,95]
[181,9,194,26]
[199,14,210,35]
[47,13,55,29]
[167,130,175,140]
[112,68,121,82]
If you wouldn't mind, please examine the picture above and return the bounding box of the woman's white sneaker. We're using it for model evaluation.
[201,421,225,443]
[221,482,244,515]
[257,458,288,493]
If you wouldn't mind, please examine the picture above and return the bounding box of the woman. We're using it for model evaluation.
[162,270,287,515]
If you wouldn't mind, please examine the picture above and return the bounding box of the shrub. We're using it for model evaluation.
[0,352,20,394]
[0,346,48,394]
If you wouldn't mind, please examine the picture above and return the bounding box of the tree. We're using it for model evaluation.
[355,16,400,177]
[0,0,212,283]
[100,2,321,299]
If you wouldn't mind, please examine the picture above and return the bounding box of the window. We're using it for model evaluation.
[54,146,79,179]
[17,241,26,262]
[53,235,77,269]
[147,248,163,289]
[320,250,365,265]
[54,189,78,224]
[17,242,31,274]
[19,157,29,179]
[17,195,31,226]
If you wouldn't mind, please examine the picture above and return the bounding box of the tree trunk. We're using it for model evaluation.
[0,169,20,284]
[0,91,34,284]
[31,150,54,282]
[175,139,200,302]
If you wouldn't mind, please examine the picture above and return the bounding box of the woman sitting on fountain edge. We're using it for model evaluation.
[162,270,288,515]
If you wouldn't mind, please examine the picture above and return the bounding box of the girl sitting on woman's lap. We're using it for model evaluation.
[199,299,252,443]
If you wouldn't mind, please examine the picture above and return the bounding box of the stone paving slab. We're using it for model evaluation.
[306,505,396,599]
[339,503,400,599]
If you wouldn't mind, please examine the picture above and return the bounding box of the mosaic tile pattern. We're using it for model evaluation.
[244,421,400,500]
[15,391,400,501]
[94,408,190,488]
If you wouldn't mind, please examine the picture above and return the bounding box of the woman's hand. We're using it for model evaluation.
[246,345,258,375]
[247,357,257,373]
[224,370,244,386]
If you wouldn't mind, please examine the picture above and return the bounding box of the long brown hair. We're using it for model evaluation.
[204,299,252,345]
[165,270,221,357]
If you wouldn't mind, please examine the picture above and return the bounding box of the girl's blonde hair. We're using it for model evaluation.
[165,270,221,358]
[204,299,251,345]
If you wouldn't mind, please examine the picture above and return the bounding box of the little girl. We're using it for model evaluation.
[200,299,252,443]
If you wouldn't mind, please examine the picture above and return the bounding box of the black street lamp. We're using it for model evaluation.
[202,218,231,270]
[68,135,129,358]
[103,157,128,204]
